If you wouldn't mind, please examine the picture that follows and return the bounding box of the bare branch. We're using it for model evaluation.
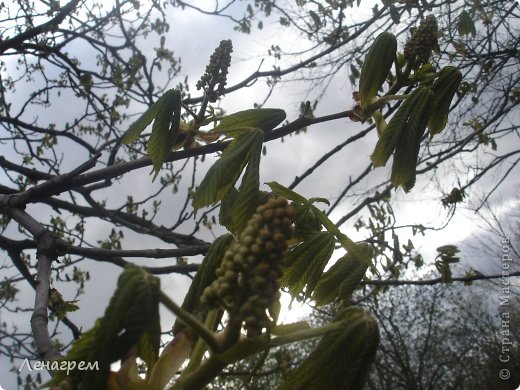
[363,271,520,287]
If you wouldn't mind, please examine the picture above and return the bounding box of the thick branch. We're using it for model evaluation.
[59,109,355,191]
[65,244,210,259]
[31,232,61,361]
[0,0,82,55]
[1,204,69,361]
[6,153,101,207]
[0,237,81,339]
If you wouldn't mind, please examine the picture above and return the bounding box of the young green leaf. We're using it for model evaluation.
[313,243,373,306]
[100,265,161,363]
[458,10,476,37]
[391,87,434,191]
[282,231,336,298]
[266,181,309,204]
[148,90,181,178]
[359,32,397,107]
[312,206,373,272]
[229,136,263,233]
[219,190,270,236]
[192,128,264,211]
[212,108,286,134]
[371,87,425,167]
[279,307,380,390]
[428,66,462,136]
[121,89,179,144]
[293,203,323,239]
[46,265,160,389]
[218,187,239,233]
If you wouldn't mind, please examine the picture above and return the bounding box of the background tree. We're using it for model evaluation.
[364,282,520,390]
[0,0,518,388]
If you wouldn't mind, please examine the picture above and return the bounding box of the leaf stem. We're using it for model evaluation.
[169,353,228,390]
[270,321,343,347]
[183,309,219,374]
[170,314,243,389]
[366,94,409,113]
[202,321,346,365]
[159,291,219,352]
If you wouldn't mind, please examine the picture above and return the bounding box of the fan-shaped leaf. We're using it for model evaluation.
[391,87,434,191]
[279,307,380,390]
[313,243,373,305]
[313,207,373,272]
[121,89,179,144]
[100,265,161,363]
[370,88,419,167]
[192,129,264,211]
[282,231,336,298]
[148,90,181,178]
[231,136,263,233]
[292,203,323,239]
[428,67,462,136]
[47,265,160,389]
[218,188,239,232]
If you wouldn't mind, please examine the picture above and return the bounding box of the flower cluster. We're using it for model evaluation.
[200,197,295,336]
[196,39,233,102]
[404,15,438,67]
